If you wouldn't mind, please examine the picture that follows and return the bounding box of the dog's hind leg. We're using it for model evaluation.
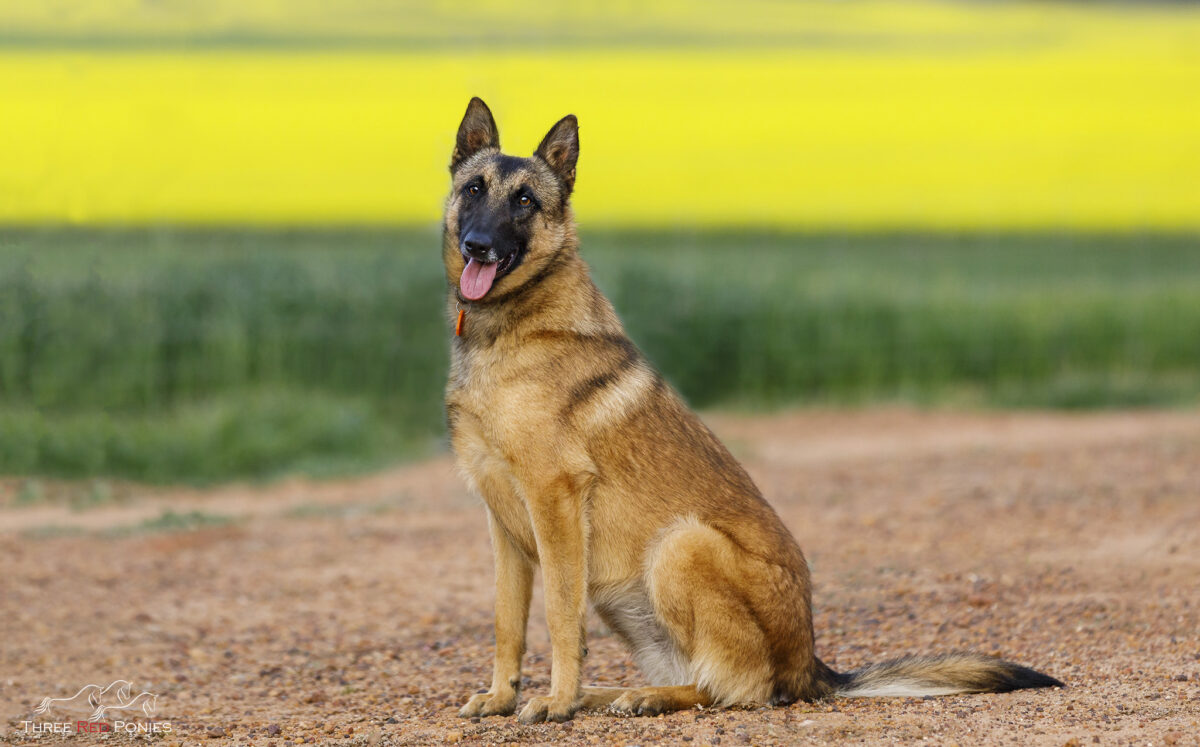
[578,687,627,710]
[626,517,804,713]
[580,684,712,715]
[609,684,713,715]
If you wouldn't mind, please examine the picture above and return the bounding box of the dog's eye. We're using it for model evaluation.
[466,184,480,197]
[518,195,531,207]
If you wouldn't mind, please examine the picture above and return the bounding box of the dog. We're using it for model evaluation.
[442,97,1061,724]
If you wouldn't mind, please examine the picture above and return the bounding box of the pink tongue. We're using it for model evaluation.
[460,258,499,300]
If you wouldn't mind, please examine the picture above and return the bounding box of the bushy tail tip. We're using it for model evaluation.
[835,652,1063,698]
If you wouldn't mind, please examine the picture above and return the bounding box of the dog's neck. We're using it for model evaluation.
[448,244,622,350]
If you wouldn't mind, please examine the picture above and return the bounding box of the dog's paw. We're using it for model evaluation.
[609,689,669,717]
[517,695,577,724]
[458,689,518,718]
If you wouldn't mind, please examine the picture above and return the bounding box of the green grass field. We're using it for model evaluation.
[2,228,1198,483]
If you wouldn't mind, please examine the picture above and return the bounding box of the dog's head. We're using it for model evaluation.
[443,98,579,303]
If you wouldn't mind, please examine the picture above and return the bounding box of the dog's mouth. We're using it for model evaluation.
[459,252,517,301]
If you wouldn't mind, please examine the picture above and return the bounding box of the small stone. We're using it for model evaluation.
[1173,674,1189,682]
[385,716,398,724]
[207,727,226,738]
[267,724,281,735]
[445,729,463,742]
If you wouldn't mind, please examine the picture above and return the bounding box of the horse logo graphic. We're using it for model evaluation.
[34,685,100,715]
[33,680,132,716]
[98,680,133,706]
[90,691,159,721]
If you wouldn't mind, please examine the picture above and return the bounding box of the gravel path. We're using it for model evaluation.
[2,409,1198,745]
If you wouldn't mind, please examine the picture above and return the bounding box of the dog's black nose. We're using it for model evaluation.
[462,232,493,261]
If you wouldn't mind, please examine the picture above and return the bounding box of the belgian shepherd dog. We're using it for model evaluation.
[442,97,1061,723]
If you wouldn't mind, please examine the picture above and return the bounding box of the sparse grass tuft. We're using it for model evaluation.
[106,509,235,536]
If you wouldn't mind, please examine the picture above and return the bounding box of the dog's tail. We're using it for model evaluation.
[832,652,1063,698]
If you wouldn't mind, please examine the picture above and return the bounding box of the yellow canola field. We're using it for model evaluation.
[2,12,1198,228]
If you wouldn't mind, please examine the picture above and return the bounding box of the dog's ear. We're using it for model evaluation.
[535,114,579,193]
[451,97,500,172]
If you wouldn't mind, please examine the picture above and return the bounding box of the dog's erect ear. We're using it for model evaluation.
[535,114,579,193]
[451,98,500,172]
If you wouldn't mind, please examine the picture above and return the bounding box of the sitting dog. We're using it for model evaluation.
[442,97,1061,723]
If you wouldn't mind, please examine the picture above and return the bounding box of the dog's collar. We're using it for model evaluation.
[455,304,466,336]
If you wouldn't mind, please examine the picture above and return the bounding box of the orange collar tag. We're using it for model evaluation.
[455,308,465,336]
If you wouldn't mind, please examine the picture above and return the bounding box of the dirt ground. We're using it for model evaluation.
[2,408,1199,746]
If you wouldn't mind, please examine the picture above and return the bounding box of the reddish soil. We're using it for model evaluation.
[2,409,1199,746]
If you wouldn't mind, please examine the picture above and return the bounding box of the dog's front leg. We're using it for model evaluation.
[459,510,534,718]
[518,476,588,724]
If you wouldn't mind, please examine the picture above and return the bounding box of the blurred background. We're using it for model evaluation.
[1,0,1198,484]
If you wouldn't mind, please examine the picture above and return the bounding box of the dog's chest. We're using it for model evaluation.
[446,345,545,557]
[447,342,507,411]
[448,412,540,559]
[447,342,544,437]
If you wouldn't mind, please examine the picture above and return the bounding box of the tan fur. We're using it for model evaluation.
[444,99,1060,724]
